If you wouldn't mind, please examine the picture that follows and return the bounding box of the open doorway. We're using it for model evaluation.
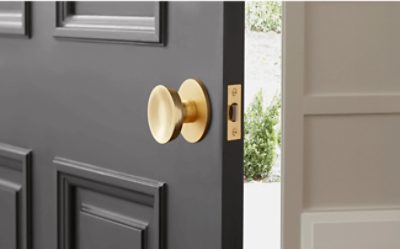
[243,2,282,249]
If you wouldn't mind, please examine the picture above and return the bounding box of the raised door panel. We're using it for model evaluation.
[0,143,32,249]
[54,2,165,44]
[304,3,400,95]
[0,182,18,249]
[0,2,30,37]
[79,211,144,249]
[55,158,165,249]
[302,210,400,249]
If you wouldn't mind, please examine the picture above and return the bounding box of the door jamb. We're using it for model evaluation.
[282,2,305,249]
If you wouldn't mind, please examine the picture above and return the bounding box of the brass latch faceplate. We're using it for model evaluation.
[227,84,242,141]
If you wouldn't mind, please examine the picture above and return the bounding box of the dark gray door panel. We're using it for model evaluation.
[0,2,243,249]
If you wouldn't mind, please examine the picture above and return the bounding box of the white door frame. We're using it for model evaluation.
[282,3,305,249]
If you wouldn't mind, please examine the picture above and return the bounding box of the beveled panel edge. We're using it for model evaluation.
[301,209,400,249]
[304,94,400,115]
[81,203,149,231]
[0,142,31,171]
[0,182,19,249]
[54,157,164,194]
[0,142,32,249]
[54,2,166,45]
[79,204,146,248]
[54,157,166,249]
[0,2,31,37]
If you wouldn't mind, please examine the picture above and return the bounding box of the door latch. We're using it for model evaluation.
[227,84,242,141]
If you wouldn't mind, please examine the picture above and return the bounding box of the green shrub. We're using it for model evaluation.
[245,1,282,33]
[244,91,281,181]
[277,128,282,147]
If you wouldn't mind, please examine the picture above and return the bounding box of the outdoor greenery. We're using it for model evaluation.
[245,1,282,33]
[277,129,282,147]
[244,90,281,181]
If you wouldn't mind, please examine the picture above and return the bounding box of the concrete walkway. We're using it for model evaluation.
[244,182,281,249]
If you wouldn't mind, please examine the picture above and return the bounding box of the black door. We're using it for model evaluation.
[0,2,243,249]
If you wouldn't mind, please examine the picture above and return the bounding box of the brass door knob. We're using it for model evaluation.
[147,79,210,144]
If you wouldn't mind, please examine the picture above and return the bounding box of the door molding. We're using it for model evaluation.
[282,2,305,249]
[0,2,30,37]
[302,210,400,249]
[0,142,32,249]
[55,157,166,249]
[54,2,166,45]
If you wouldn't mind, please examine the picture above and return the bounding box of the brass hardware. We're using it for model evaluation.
[227,84,242,141]
[147,79,210,144]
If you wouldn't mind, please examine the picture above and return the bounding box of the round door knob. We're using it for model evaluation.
[147,79,210,144]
